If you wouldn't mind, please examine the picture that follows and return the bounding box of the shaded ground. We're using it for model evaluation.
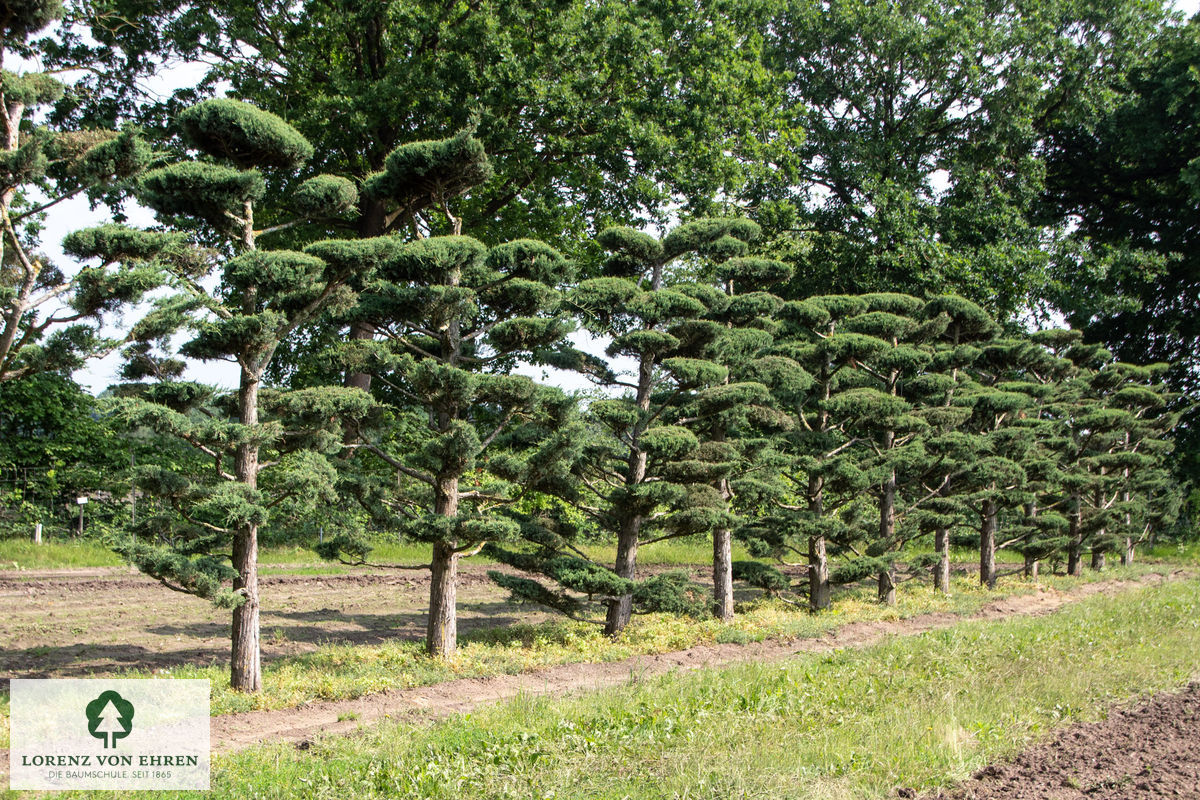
[923,682,1200,799]
[0,565,562,678]
[209,574,1175,754]
[0,563,744,678]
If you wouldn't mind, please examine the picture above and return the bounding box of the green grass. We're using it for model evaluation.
[0,536,753,573]
[0,538,125,569]
[44,575,1199,799]
[1142,540,1200,565]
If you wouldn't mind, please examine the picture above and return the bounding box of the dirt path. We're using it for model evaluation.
[210,571,1188,754]
[922,681,1200,799]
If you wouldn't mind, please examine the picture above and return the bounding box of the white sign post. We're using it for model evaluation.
[76,496,87,538]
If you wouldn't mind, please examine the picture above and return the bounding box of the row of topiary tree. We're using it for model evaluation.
[48,97,1185,696]
[481,229,1184,625]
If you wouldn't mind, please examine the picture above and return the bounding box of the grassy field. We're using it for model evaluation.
[40,574,1199,799]
[0,538,127,569]
[0,536,754,572]
[4,533,1196,574]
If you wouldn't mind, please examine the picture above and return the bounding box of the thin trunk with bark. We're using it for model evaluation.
[1121,536,1135,566]
[427,535,458,657]
[1091,483,1106,571]
[1023,553,1039,581]
[1024,501,1039,582]
[712,526,733,621]
[809,528,830,611]
[606,349,654,636]
[1067,494,1083,577]
[808,360,833,611]
[980,498,997,589]
[877,427,896,605]
[1120,486,1133,566]
[230,366,262,692]
[934,527,951,593]
[606,511,640,635]
[711,427,733,622]
[877,567,896,605]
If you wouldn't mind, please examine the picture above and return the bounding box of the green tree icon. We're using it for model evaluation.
[86,691,134,748]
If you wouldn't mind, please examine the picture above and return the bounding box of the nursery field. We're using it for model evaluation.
[4,0,1200,797]
[2,571,1195,798]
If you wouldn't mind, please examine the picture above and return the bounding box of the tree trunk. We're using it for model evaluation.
[877,461,896,605]
[607,352,653,636]
[1067,495,1083,577]
[711,429,734,622]
[605,516,639,635]
[342,198,388,393]
[230,367,262,693]
[1023,501,1038,581]
[1091,548,1106,571]
[427,475,460,657]
[934,527,951,593]
[230,529,260,692]
[427,538,458,657]
[808,474,830,611]
[1120,487,1133,566]
[877,566,896,605]
[809,534,830,611]
[1024,552,1039,581]
[980,498,997,589]
[712,526,733,621]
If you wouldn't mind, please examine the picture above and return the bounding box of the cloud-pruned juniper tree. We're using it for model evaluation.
[316,232,579,659]
[487,219,762,634]
[312,130,579,658]
[0,1,158,382]
[736,294,882,611]
[956,339,1060,588]
[673,248,798,620]
[995,330,1078,581]
[1079,362,1180,569]
[1041,341,1119,576]
[912,296,998,592]
[836,293,948,604]
[74,98,365,692]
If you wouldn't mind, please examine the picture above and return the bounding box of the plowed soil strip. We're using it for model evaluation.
[211,572,1186,754]
[923,681,1200,799]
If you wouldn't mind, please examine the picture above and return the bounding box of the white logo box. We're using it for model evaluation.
[9,678,210,791]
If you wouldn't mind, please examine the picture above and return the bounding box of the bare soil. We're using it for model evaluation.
[0,564,570,678]
[209,572,1178,754]
[920,682,1200,799]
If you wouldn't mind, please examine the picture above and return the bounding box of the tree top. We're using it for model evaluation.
[179,99,313,170]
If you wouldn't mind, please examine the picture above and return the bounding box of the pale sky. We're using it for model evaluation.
[56,0,1200,394]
